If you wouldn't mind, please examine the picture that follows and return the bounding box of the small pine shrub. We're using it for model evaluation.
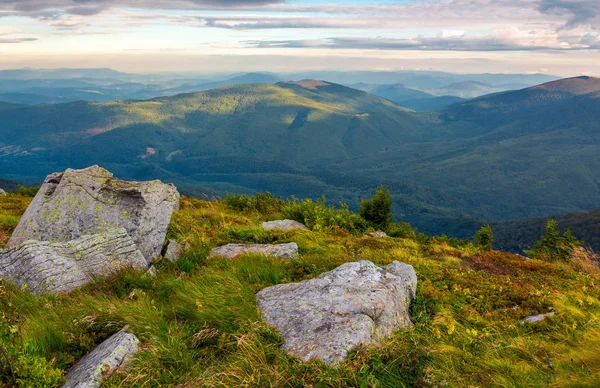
[525,219,582,261]
[473,224,494,251]
[14,355,65,388]
[359,186,393,229]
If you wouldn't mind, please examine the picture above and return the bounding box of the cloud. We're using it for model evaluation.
[0,37,38,43]
[246,28,597,51]
[539,0,600,29]
[0,0,285,17]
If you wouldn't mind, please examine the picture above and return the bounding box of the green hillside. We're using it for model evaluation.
[2,76,600,238]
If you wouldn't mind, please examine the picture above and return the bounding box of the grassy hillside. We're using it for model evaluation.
[493,208,600,254]
[1,193,599,386]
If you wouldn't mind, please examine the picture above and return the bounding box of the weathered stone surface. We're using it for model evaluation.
[210,242,299,259]
[365,231,389,238]
[0,188,6,196]
[163,239,183,263]
[0,228,146,295]
[7,166,179,263]
[256,260,417,364]
[262,219,308,231]
[62,330,139,388]
[521,312,555,324]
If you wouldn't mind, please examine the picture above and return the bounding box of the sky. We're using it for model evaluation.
[0,0,599,75]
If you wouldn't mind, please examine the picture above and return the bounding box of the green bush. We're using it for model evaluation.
[387,222,417,239]
[525,219,582,261]
[14,354,65,388]
[224,192,284,214]
[281,197,369,233]
[359,186,393,229]
[473,224,494,251]
[11,185,39,198]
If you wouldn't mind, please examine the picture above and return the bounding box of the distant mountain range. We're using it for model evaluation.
[0,73,598,239]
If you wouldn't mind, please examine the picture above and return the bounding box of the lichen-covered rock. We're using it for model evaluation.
[521,312,555,324]
[0,227,146,294]
[256,260,416,364]
[7,165,179,263]
[0,188,6,196]
[262,220,308,231]
[62,330,139,388]
[365,231,389,238]
[163,239,183,263]
[210,242,299,259]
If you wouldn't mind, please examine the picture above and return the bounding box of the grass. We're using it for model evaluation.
[1,195,599,386]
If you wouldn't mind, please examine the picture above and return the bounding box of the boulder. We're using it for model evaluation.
[7,166,179,263]
[210,242,299,259]
[0,228,146,294]
[256,260,416,364]
[365,231,389,238]
[62,330,139,388]
[262,220,308,231]
[0,188,6,196]
[163,239,183,263]
[521,312,555,324]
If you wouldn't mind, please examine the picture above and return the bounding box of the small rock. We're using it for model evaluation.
[210,242,299,259]
[62,330,139,388]
[262,220,308,231]
[7,165,180,264]
[0,228,146,295]
[146,265,157,277]
[163,239,183,263]
[256,260,417,364]
[0,188,6,196]
[521,312,555,324]
[365,231,389,238]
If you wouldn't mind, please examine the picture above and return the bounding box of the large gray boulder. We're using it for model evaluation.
[7,166,179,263]
[0,188,6,196]
[210,242,298,259]
[256,260,417,364]
[62,330,139,388]
[262,220,308,231]
[0,228,146,294]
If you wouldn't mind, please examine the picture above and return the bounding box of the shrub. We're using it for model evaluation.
[359,186,393,229]
[473,224,494,251]
[11,185,39,198]
[224,192,284,214]
[525,219,582,261]
[281,197,368,233]
[14,355,65,388]
[387,222,417,239]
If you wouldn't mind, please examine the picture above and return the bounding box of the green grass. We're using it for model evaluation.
[1,195,599,387]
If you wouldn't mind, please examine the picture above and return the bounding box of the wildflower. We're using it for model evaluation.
[433,327,442,339]
[447,321,456,335]
[572,322,577,330]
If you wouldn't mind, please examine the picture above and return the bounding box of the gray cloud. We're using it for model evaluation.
[0,37,38,43]
[539,0,600,29]
[246,33,599,52]
[0,0,284,18]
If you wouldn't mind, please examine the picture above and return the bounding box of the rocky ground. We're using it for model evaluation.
[0,171,599,387]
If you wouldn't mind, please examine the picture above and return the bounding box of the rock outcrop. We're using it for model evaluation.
[7,165,179,263]
[256,260,417,364]
[262,220,308,231]
[62,330,139,388]
[210,242,299,259]
[521,312,555,324]
[0,188,6,196]
[365,231,389,238]
[163,239,183,263]
[0,228,146,294]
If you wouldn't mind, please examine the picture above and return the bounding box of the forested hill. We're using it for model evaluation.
[493,208,600,254]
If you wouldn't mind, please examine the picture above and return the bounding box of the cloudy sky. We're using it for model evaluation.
[0,0,599,75]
